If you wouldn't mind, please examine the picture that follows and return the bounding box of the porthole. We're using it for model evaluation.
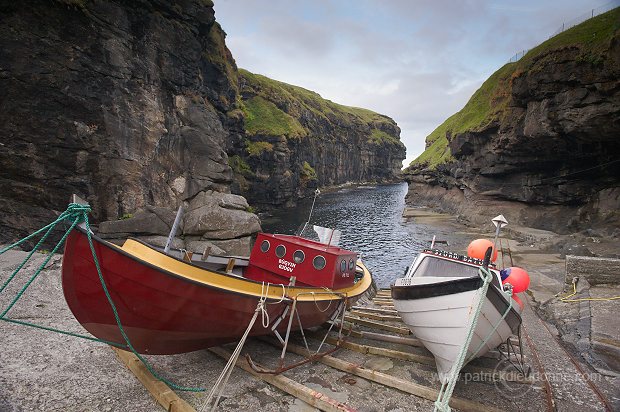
[349,259,355,270]
[313,255,326,270]
[260,240,270,253]
[340,260,347,272]
[275,245,286,258]
[293,250,305,263]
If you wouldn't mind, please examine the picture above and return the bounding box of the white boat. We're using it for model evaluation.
[391,247,522,383]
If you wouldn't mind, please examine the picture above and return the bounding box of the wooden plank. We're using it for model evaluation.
[349,310,401,322]
[350,306,398,315]
[282,343,502,412]
[372,301,395,307]
[344,315,411,335]
[323,335,434,366]
[343,327,524,361]
[112,347,195,412]
[208,347,355,412]
[320,335,532,384]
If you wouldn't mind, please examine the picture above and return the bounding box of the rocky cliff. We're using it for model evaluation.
[404,9,620,234]
[227,69,406,208]
[0,0,405,252]
[0,0,248,248]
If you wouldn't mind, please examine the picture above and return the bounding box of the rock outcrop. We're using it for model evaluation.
[404,9,620,234]
[227,70,406,208]
[0,0,405,252]
[0,0,246,248]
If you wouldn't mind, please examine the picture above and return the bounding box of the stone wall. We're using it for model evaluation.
[566,255,620,285]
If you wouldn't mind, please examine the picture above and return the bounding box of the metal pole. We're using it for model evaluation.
[299,188,320,236]
[164,205,184,254]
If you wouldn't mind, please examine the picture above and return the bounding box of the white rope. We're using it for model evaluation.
[200,283,271,412]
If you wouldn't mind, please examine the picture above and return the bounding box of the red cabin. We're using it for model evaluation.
[244,233,358,289]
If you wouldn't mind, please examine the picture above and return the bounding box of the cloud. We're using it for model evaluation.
[214,0,606,166]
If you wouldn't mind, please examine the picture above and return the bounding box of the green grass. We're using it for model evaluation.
[241,96,306,138]
[300,161,318,181]
[228,155,254,177]
[409,7,620,170]
[246,140,274,157]
[239,69,397,134]
[368,128,406,147]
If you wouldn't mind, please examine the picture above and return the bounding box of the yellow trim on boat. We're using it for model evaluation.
[120,239,372,301]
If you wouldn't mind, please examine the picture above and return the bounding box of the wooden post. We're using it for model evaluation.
[225,258,236,274]
[201,246,211,262]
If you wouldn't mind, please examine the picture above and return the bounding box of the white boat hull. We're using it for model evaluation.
[392,276,521,383]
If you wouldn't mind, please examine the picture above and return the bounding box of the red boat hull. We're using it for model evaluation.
[62,228,371,354]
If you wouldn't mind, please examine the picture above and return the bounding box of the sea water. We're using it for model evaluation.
[260,182,449,288]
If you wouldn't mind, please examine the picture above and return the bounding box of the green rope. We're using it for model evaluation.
[0,203,204,392]
[434,267,493,412]
[2,318,128,348]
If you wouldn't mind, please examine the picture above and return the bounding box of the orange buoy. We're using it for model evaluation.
[501,267,530,293]
[466,239,497,262]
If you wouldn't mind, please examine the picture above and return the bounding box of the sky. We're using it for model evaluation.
[213,0,614,167]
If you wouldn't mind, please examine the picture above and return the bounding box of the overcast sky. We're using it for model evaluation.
[214,0,613,167]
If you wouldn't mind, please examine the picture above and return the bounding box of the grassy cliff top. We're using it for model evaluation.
[239,69,399,139]
[409,7,620,170]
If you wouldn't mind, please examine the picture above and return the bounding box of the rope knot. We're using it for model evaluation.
[66,202,92,215]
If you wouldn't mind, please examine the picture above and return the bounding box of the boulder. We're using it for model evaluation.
[184,238,226,256]
[98,210,170,236]
[207,237,253,257]
[184,191,261,239]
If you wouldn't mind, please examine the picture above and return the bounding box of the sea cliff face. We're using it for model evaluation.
[404,9,620,234]
[228,70,406,208]
[0,1,405,248]
[0,0,241,244]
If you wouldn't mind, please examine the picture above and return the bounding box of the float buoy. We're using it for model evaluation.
[466,239,497,262]
[501,267,530,293]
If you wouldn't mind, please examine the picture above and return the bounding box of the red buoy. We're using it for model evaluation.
[466,239,497,262]
[501,267,530,293]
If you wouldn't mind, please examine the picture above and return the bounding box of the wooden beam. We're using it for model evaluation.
[282,343,502,412]
[350,306,398,315]
[320,335,532,384]
[372,301,395,307]
[349,310,401,322]
[112,347,195,412]
[344,315,411,335]
[208,347,355,412]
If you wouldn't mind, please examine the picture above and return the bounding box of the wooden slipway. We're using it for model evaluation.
[112,292,536,412]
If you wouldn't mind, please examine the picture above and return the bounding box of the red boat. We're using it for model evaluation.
[61,227,374,354]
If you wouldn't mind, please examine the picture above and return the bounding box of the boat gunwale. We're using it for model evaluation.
[68,226,372,302]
